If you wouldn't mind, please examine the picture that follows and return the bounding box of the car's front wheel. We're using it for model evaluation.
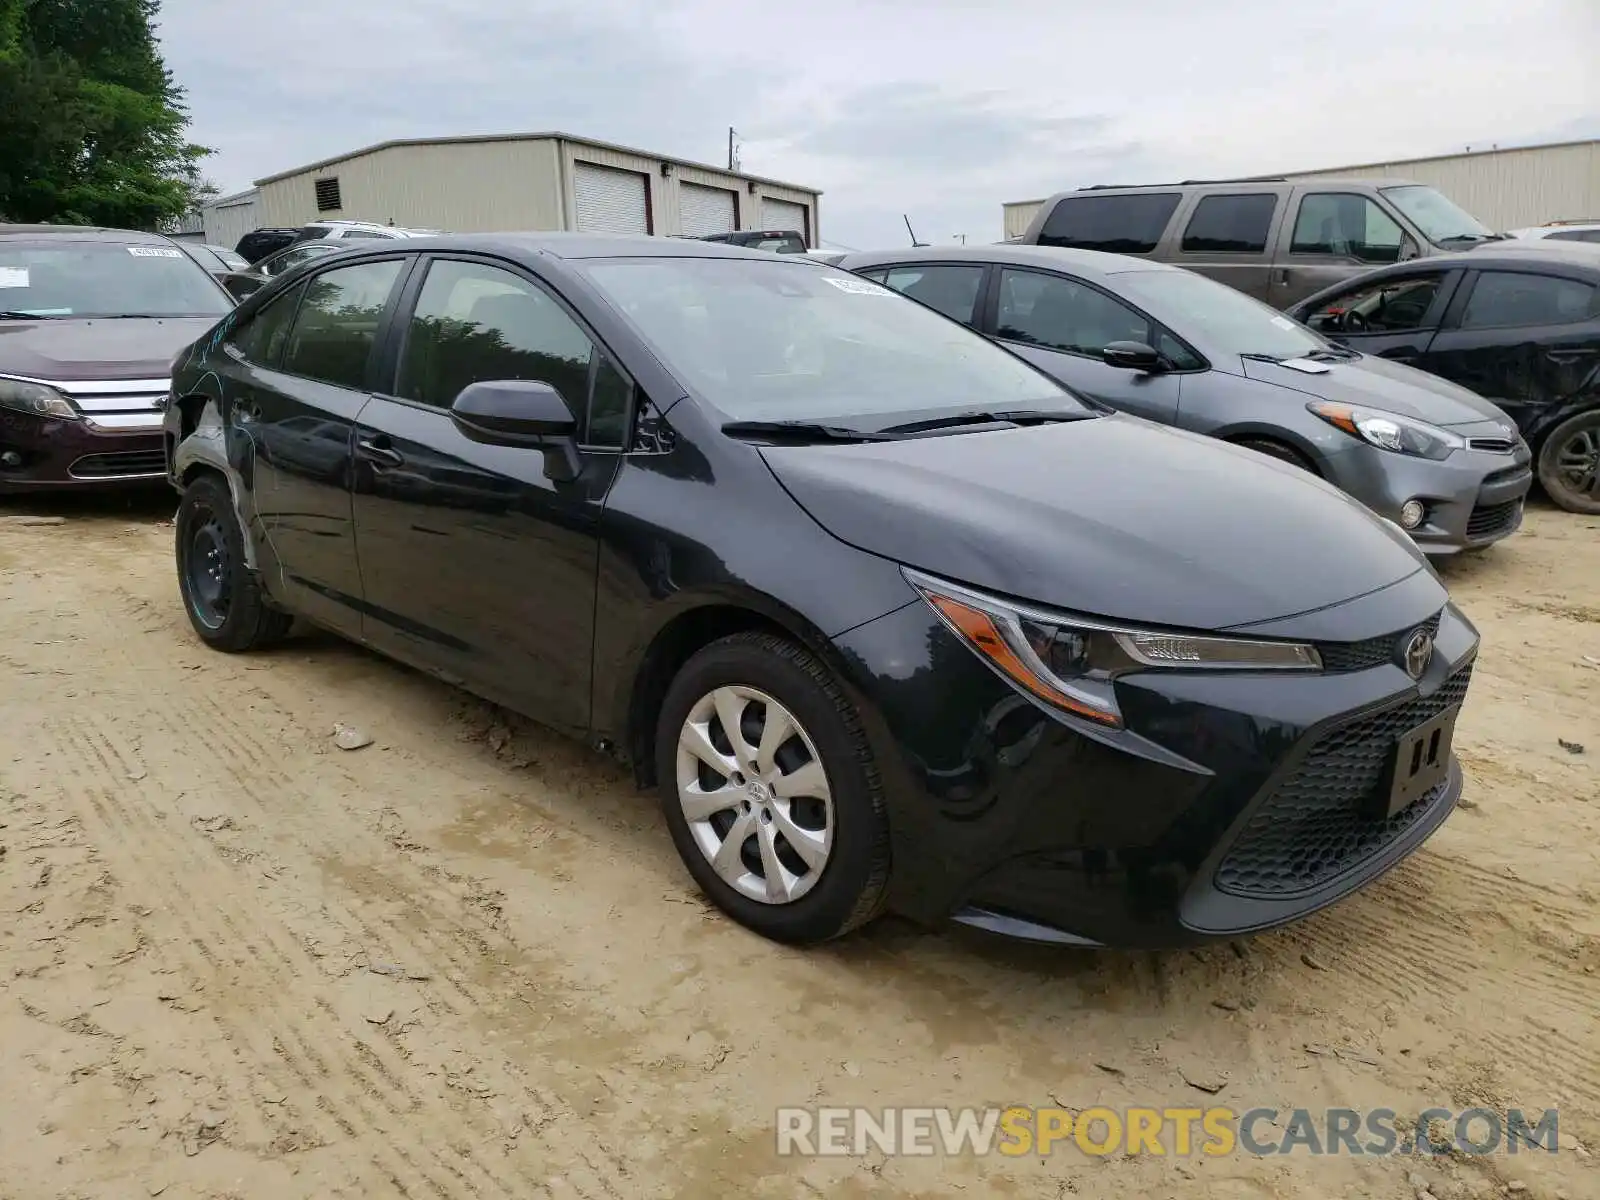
[175,473,293,651]
[656,631,890,943]
[1537,410,1600,514]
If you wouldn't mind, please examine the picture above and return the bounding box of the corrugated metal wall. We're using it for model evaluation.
[253,137,821,243]
[1003,200,1045,239]
[202,191,261,249]
[256,139,566,233]
[1282,141,1600,231]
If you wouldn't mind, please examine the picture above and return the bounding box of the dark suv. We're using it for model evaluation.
[0,225,235,491]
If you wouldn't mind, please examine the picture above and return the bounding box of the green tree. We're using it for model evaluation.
[0,0,209,229]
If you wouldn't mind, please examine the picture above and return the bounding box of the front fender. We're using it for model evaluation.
[168,389,262,573]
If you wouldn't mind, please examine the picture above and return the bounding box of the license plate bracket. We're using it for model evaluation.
[1374,704,1459,820]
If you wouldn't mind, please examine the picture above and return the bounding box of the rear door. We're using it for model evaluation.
[1418,267,1600,436]
[232,254,411,634]
[982,266,1182,424]
[1267,189,1421,310]
[1165,190,1284,300]
[349,254,628,736]
[1294,267,1464,365]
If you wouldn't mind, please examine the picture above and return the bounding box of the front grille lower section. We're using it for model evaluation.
[1466,499,1522,539]
[1314,610,1441,674]
[68,449,167,479]
[1214,663,1472,899]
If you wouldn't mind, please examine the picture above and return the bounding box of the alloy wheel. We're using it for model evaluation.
[1553,425,1600,500]
[675,685,834,905]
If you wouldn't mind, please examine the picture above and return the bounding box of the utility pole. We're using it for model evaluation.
[727,128,740,172]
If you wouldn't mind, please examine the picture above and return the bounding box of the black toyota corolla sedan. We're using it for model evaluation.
[163,233,1478,948]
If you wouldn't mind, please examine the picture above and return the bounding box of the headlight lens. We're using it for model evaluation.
[1309,401,1463,460]
[0,376,79,420]
[906,571,1322,729]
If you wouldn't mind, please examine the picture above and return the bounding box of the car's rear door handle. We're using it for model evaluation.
[357,437,405,468]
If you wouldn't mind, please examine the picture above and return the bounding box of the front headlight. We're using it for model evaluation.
[906,570,1321,729]
[0,376,79,421]
[1309,401,1463,460]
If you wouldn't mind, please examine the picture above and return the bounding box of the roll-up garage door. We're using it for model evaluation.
[573,162,650,235]
[761,198,809,244]
[679,182,737,237]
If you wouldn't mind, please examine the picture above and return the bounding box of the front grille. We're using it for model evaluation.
[1466,499,1522,539]
[1314,610,1441,673]
[1215,663,1472,898]
[1467,437,1517,453]
[68,450,167,479]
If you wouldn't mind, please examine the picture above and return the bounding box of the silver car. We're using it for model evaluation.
[837,245,1533,553]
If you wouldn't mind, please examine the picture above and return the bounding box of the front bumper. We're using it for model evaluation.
[834,582,1477,948]
[1322,440,1533,553]
[0,407,167,491]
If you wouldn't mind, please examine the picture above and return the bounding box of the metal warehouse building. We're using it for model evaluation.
[1002,138,1599,238]
[204,132,821,247]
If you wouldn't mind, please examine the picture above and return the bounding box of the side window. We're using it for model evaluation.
[280,259,404,389]
[1180,194,1278,254]
[995,269,1151,356]
[1155,329,1205,371]
[879,264,984,324]
[397,258,630,447]
[229,281,304,366]
[1304,273,1448,334]
[1036,193,1182,254]
[1460,272,1598,329]
[1290,193,1404,263]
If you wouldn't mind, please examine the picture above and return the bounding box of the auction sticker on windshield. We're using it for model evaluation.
[823,277,893,295]
[0,268,28,288]
[128,247,184,258]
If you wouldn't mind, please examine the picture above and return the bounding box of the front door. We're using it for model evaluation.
[986,266,1182,424]
[226,256,409,635]
[1267,190,1417,310]
[350,255,629,736]
[1296,267,1462,366]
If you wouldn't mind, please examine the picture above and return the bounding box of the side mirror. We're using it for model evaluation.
[450,380,581,481]
[1102,341,1163,373]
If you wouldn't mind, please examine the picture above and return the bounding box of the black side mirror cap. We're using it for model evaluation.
[450,380,581,481]
[1102,341,1163,372]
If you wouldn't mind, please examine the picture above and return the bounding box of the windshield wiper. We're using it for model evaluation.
[876,409,1095,435]
[0,310,62,319]
[1240,352,1287,364]
[721,419,894,444]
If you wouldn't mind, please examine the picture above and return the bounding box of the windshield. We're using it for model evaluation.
[0,239,232,318]
[1381,185,1496,243]
[582,257,1082,425]
[1116,269,1329,360]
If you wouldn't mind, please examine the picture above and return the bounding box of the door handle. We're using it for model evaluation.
[1276,267,1291,285]
[357,437,405,468]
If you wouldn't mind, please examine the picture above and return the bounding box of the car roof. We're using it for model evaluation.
[837,243,1186,280]
[354,231,823,262]
[1377,242,1600,273]
[0,223,176,244]
[1034,177,1422,202]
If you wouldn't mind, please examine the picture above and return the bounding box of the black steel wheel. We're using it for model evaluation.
[174,472,293,651]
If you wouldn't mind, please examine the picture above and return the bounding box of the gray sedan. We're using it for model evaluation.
[837,245,1533,553]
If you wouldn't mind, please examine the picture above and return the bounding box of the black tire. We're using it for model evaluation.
[655,631,890,944]
[1536,410,1600,515]
[174,472,293,651]
[1235,437,1318,475]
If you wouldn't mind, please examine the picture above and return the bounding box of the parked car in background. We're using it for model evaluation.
[840,245,1531,552]
[1013,179,1503,308]
[0,224,234,491]
[177,241,252,285]
[1290,243,1600,513]
[165,233,1477,949]
[691,229,808,254]
[1507,220,1600,245]
[216,238,353,300]
[289,220,442,246]
[235,227,302,265]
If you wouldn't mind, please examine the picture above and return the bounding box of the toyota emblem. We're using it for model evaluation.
[1402,628,1434,679]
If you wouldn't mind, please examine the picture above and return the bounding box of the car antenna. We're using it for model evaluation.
[903,214,927,248]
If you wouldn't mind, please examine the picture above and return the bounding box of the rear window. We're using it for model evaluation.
[1036,193,1181,254]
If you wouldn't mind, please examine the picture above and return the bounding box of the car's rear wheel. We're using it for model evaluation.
[655,631,890,943]
[175,473,292,651]
[1537,410,1600,514]
[1235,436,1318,475]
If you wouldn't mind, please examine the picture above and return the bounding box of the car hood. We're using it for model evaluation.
[761,415,1426,631]
[1238,353,1509,428]
[0,317,218,381]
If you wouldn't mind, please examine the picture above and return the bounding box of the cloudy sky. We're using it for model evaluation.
[158,0,1597,249]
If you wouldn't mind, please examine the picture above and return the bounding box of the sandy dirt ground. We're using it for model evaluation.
[0,492,1596,1200]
